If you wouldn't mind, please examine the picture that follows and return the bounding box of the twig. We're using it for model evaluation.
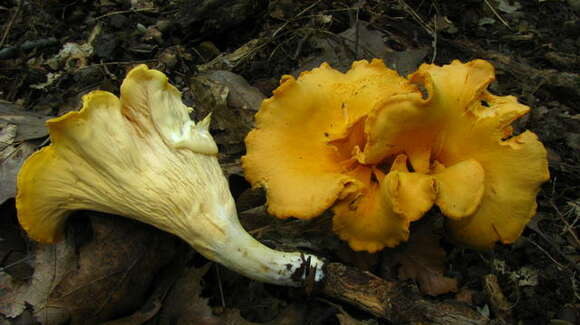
[318,263,488,324]
[215,265,226,308]
[353,6,360,59]
[550,180,580,248]
[526,238,566,270]
[0,0,21,48]
[483,0,512,30]
[94,8,158,21]
[397,0,433,34]
[430,1,442,63]
[0,255,34,273]
[272,0,324,38]
[431,15,438,63]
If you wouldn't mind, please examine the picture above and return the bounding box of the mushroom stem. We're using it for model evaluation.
[183,210,325,286]
[153,178,325,286]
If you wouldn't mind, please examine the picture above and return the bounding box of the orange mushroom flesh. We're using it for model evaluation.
[243,59,549,252]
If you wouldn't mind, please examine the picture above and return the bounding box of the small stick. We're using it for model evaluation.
[483,0,512,30]
[318,263,488,325]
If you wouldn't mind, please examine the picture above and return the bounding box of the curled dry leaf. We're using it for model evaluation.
[157,264,215,324]
[395,221,458,296]
[299,21,390,73]
[336,312,377,325]
[0,213,176,325]
[189,70,263,160]
[299,20,428,76]
[158,264,263,325]
[46,214,176,325]
[1,141,40,204]
[0,100,51,142]
[0,100,52,203]
[0,235,76,320]
[201,71,265,112]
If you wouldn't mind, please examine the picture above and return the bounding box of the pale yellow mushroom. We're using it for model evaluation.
[16,65,323,286]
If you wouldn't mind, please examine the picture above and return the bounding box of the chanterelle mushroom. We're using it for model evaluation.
[16,65,323,286]
[243,59,549,252]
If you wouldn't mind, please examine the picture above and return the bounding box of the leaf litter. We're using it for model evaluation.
[1,0,579,324]
[392,218,458,297]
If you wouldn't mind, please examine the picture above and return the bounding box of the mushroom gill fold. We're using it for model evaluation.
[17,65,324,286]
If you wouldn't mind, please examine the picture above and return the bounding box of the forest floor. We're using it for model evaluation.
[0,1,579,324]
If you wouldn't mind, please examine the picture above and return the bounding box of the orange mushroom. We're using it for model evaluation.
[243,59,549,251]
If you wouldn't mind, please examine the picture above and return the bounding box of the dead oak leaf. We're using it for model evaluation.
[44,213,176,325]
[157,264,217,325]
[0,239,76,319]
[395,221,458,296]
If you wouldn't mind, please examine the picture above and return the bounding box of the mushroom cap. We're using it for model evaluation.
[243,59,549,251]
[16,65,229,251]
[243,59,413,220]
[364,60,549,249]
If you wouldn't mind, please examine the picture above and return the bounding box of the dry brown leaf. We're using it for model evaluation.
[159,263,286,325]
[0,100,50,142]
[44,214,176,325]
[298,20,428,76]
[455,287,476,305]
[266,304,306,325]
[98,258,182,325]
[0,100,50,204]
[0,203,31,281]
[336,312,377,325]
[297,21,389,73]
[216,305,307,325]
[1,213,176,325]
[189,71,262,161]
[157,264,216,325]
[0,240,76,320]
[395,220,458,296]
[1,141,40,204]
[218,309,260,325]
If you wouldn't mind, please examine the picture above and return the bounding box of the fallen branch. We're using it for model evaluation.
[318,263,488,325]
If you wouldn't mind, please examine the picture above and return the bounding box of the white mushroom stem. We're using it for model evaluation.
[155,166,325,286]
[181,206,325,286]
[215,233,325,286]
